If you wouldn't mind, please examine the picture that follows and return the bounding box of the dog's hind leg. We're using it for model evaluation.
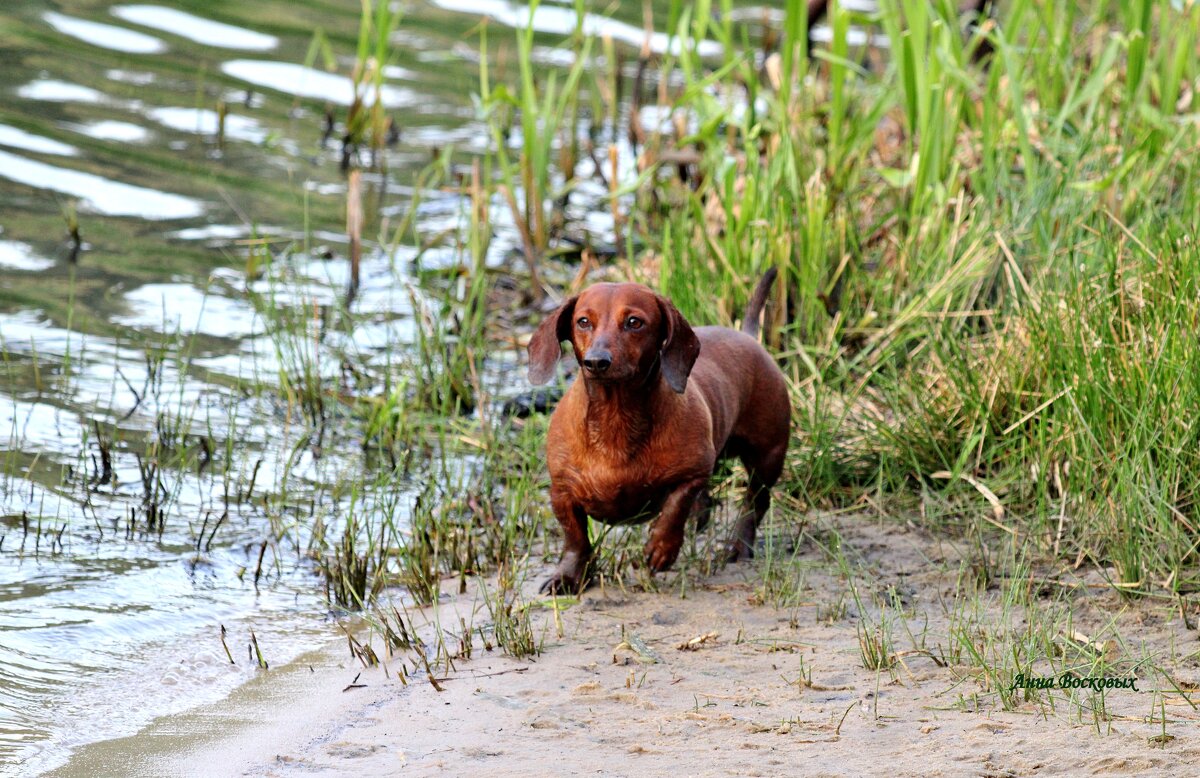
[725,444,785,562]
[691,489,714,533]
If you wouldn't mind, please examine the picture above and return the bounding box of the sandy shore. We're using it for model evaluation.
[52,515,1200,777]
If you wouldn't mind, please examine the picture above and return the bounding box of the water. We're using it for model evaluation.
[0,0,755,773]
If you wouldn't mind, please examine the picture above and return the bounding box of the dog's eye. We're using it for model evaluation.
[625,316,643,330]
[576,316,591,330]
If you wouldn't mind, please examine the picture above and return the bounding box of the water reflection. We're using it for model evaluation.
[221,59,418,107]
[431,0,723,57]
[146,106,267,144]
[0,150,203,219]
[0,240,56,272]
[115,283,263,338]
[43,11,166,55]
[2,399,84,454]
[0,125,77,156]
[16,79,106,104]
[65,120,151,143]
[111,5,279,50]
[104,69,157,86]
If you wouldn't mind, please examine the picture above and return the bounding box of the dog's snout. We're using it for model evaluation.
[582,351,612,373]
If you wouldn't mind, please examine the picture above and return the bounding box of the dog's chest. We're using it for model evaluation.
[560,444,696,524]
[546,390,714,524]
[574,464,669,524]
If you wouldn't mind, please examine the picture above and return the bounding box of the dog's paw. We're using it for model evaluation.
[644,536,682,573]
[539,572,581,595]
[723,539,755,564]
[540,556,589,595]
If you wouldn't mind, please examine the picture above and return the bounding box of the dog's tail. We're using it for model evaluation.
[741,267,778,337]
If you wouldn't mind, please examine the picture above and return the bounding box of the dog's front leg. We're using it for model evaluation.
[644,478,707,573]
[541,489,591,594]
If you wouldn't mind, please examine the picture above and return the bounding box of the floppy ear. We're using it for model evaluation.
[527,296,577,385]
[656,295,701,393]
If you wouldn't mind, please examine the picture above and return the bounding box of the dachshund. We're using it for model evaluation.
[527,270,790,594]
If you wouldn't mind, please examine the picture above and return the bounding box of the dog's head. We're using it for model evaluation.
[527,283,700,393]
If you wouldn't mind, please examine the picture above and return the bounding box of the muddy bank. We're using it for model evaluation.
[52,514,1200,777]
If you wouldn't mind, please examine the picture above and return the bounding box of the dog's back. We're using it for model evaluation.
[690,267,789,456]
[690,330,789,468]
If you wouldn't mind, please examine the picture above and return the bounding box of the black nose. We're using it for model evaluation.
[582,351,611,373]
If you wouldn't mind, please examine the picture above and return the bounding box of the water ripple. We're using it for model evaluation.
[111,5,279,51]
[0,150,203,219]
[43,11,166,55]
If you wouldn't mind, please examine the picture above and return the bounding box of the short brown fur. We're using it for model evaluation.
[527,271,790,593]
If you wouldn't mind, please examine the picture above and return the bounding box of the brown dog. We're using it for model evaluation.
[527,270,790,593]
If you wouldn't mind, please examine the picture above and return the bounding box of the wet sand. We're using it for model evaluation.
[53,515,1200,777]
